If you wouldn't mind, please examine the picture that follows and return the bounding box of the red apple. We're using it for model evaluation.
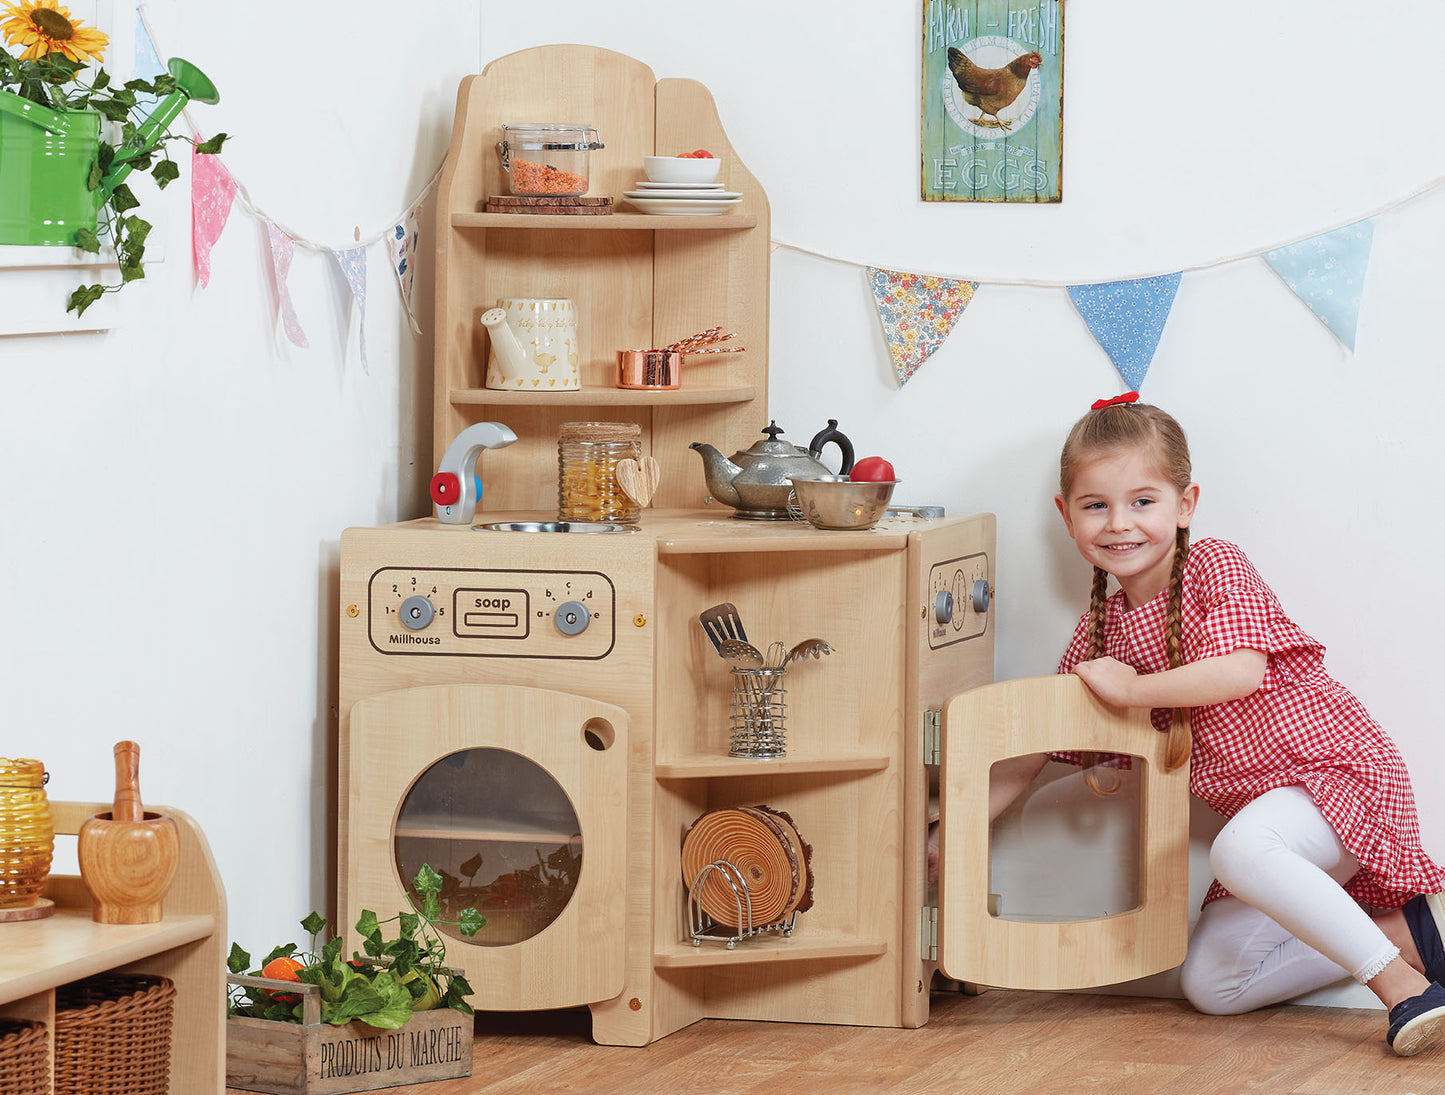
[849,456,896,482]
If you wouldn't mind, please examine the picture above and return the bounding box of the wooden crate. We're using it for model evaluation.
[225,977,471,1095]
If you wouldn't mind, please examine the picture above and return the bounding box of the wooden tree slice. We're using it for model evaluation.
[681,805,812,927]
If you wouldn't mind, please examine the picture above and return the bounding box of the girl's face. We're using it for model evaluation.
[1055,447,1199,610]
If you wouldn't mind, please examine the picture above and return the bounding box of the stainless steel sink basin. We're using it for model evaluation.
[473,521,640,534]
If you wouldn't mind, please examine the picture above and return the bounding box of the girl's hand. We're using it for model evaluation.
[1072,656,1140,707]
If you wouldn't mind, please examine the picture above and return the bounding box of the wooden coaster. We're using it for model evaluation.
[485,195,614,215]
[0,897,55,922]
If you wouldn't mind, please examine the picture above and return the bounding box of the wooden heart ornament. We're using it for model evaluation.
[615,456,660,507]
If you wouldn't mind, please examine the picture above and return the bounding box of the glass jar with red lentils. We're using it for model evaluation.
[498,124,604,197]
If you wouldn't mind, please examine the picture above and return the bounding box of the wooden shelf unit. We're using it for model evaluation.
[0,801,226,1094]
[434,45,772,515]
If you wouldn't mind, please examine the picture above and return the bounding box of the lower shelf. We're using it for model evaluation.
[653,932,887,969]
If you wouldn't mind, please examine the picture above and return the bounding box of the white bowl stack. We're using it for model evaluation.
[624,156,742,216]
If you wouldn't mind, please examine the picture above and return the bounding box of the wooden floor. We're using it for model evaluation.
[228,989,1445,1095]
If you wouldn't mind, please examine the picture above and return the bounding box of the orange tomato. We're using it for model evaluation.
[262,956,304,982]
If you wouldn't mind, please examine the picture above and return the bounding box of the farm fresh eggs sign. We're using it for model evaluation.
[921,0,1064,203]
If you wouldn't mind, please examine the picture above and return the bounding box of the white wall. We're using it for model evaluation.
[3,0,1441,1011]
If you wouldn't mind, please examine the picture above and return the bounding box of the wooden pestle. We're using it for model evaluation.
[112,740,144,822]
[78,739,177,923]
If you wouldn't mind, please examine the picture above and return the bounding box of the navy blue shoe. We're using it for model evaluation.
[1388,981,1445,1056]
[1402,892,1445,984]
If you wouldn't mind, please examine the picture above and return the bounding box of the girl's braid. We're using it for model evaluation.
[1162,526,1192,771]
[1082,563,1120,794]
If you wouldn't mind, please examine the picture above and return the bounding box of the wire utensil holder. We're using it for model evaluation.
[729,666,787,757]
[687,860,798,947]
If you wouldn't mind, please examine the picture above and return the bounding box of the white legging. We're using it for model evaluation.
[1179,785,1401,1015]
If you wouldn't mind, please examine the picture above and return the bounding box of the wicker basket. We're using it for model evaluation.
[0,1019,48,1095]
[54,974,176,1095]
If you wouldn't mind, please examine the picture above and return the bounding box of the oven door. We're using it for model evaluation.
[936,674,1191,989]
[345,681,628,1010]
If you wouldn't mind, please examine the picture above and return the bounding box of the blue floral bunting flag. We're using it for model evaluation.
[386,208,422,335]
[1262,218,1374,351]
[332,247,369,373]
[867,267,978,386]
[1067,273,1182,391]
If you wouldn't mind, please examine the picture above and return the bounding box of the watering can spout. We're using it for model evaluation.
[98,56,221,203]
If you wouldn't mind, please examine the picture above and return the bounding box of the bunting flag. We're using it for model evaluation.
[264,220,309,349]
[867,267,978,386]
[132,11,165,82]
[332,247,370,373]
[1262,218,1374,351]
[1067,273,1182,391]
[386,210,422,335]
[191,152,237,290]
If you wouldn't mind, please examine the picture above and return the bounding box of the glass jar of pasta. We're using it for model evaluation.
[0,757,53,909]
[558,421,641,524]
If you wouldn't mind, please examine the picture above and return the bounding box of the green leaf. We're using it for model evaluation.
[301,911,328,937]
[152,159,180,189]
[86,159,103,191]
[66,284,104,316]
[74,227,101,254]
[355,909,380,939]
[457,908,486,937]
[92,68,110,90]
[153,74,177,96]
[119,257,145,283]
[227,943,252,974]
[95,97,130,123]
[413,863,443,896]
[196,132,228,155]
[398,911,419,939]
[421,892,441,922]
[109,183,140,215]
[261,942,299,965]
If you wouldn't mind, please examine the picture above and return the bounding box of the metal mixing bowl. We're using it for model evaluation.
[787,476,899,530]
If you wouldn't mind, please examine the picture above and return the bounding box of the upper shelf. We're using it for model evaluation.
[452,212,758,231]
[451,385,757,407]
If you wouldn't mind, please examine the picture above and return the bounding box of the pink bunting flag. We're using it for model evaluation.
[264,219,309,349]
[867,267,978,386]
[191,151,237,289]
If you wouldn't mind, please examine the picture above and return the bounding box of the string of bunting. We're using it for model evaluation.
[143,4,1428,388]
[137,6,429,373]
[780,180,1438,390]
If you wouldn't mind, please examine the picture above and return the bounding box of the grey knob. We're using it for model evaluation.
[554,600,590,636]
[934,590,954,625]
[400,595,435,630]
[972,580,991,614]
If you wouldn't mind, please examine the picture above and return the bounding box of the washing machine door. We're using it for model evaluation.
[936,674,1191,990]
[345,682,628,1010]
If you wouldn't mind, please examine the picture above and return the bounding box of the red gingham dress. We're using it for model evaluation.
[1055,537,1443,909]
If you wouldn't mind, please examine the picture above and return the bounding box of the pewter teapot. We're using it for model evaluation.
[690,420,855,519]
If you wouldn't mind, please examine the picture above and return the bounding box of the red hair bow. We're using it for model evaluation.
[1091,391,1140,410]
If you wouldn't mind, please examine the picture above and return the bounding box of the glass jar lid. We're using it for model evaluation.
[499,123,604,152]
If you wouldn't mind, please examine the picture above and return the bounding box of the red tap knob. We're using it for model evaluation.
[430,472,461,506]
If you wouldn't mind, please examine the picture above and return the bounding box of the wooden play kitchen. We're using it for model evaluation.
[336,43,1193,1049]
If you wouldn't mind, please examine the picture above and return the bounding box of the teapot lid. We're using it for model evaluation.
[741,422,797,455]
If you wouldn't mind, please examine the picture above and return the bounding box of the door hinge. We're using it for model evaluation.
[922,708,942,766]
[921,904,938,962]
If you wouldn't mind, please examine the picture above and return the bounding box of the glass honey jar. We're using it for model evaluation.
[0,757,53,909]
[557,421,641,524]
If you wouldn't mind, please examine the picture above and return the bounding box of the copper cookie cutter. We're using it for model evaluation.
[615,326,745,390]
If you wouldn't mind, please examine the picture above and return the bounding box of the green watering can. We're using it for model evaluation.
[0,57,219,246]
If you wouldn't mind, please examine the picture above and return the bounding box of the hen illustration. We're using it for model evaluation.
[946,46,1042,130]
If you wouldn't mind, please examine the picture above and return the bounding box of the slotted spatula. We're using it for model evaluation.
[698,602,749,653]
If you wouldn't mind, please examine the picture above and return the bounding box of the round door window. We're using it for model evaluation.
[393,747,582,947]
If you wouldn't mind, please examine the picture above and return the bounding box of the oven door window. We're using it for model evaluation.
[394,747,582,947]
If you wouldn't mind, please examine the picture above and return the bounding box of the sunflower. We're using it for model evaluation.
[1,0,108,65]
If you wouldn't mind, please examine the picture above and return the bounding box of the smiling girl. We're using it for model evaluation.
[1045,393,1445,1056]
